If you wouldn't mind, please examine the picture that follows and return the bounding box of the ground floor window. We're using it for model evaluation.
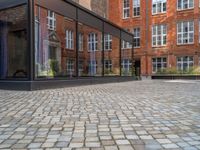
[104,60,112,74]
[66,59,75,76]
[152,57,167,73]
[177,56,193,72]
[121,59,132,76]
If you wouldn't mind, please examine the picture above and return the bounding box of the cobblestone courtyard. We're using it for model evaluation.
[0,80,200,150]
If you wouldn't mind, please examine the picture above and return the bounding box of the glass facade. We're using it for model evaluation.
[0,4,28,79]
[0,0,134,85]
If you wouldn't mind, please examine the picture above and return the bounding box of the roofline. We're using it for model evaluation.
[64,0,133,37]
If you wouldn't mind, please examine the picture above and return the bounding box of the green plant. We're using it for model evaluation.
[49,59,59,76]
[155,66,200,75]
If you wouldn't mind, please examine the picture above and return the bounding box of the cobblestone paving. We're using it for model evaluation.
[0,80,200,150]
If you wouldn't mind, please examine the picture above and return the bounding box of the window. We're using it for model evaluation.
[177,0,194,10]
[133,28,140,47]
[88,33,98,51]
[66,30,74,49]
[177,21,194,44]
[177,56,193,71]
[88,60,97,75]
[104,60,112,72]
[79,33,83,51]
[47,10,56,30]
[152,57,167,73]
[152,0,167,14]
[78,60,84,76]
[67,59,74,76]
[104,34,112,50]
[123,0,130,19]
[121,59,132,72]
[133,0,140,16]
[152,24,167,47]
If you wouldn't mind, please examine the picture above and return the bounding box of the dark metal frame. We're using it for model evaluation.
[0,0,135,90]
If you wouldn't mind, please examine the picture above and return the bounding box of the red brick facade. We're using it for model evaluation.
[108,0,200,76]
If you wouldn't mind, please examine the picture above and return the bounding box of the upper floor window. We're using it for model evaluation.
[122,40,132,49]
[133,0,140,16]
[88,33,98,51]
[123,0,130,19]
[152,0,167,14]
[66,30,74,49]
[104,34,112,50]
[177,21,194,45]
[133,27,140,48]
[177,0,194,10]
[152,24,167,47]
[47,10,56,30]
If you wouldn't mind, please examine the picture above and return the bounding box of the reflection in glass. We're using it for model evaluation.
[104,34,120,76]
[0,5,28,79]
[121,40,132,76]
[35,6,76,78]
[78,24,102,77]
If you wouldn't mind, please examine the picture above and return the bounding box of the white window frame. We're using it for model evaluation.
[66,30,74,49]
[133,0,140,17]
[88,60,97,75]
[177,21,194,45]
[88,33,98,52]
[122,40,132,49]
[123,0,130,19]
[152,0,167,15]
[177,0,194,10]
[177,56,194,71]
[152,24,167,47]
[152,57,167,73]
[104,34,112,51]
[133,27,140,48]
[121,59,132,71]
[47,10,56,30]
[67,59,74,76]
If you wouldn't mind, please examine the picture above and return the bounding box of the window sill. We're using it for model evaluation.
[152,45,167,48]
[122,17,130,20]
[177,43,194,46]
[177,8,194,12]
[152,12,167,16]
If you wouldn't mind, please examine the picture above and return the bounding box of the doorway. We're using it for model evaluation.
[135,60,141,77]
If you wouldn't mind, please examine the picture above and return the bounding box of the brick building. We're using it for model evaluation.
[108,0,200,76]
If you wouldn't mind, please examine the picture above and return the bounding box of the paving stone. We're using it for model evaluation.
[104,146,118,150]
[162,143,179,149]
[0,80,200,149]
[156,138,172,144]
[115,140,130,145]
[118,145,134,150]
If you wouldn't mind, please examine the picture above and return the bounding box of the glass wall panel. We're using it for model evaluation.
[0,5,28,79]
[35,5,76,78]
[121,40,133,76]
[78,23,102,77]
[104,34,120,76]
